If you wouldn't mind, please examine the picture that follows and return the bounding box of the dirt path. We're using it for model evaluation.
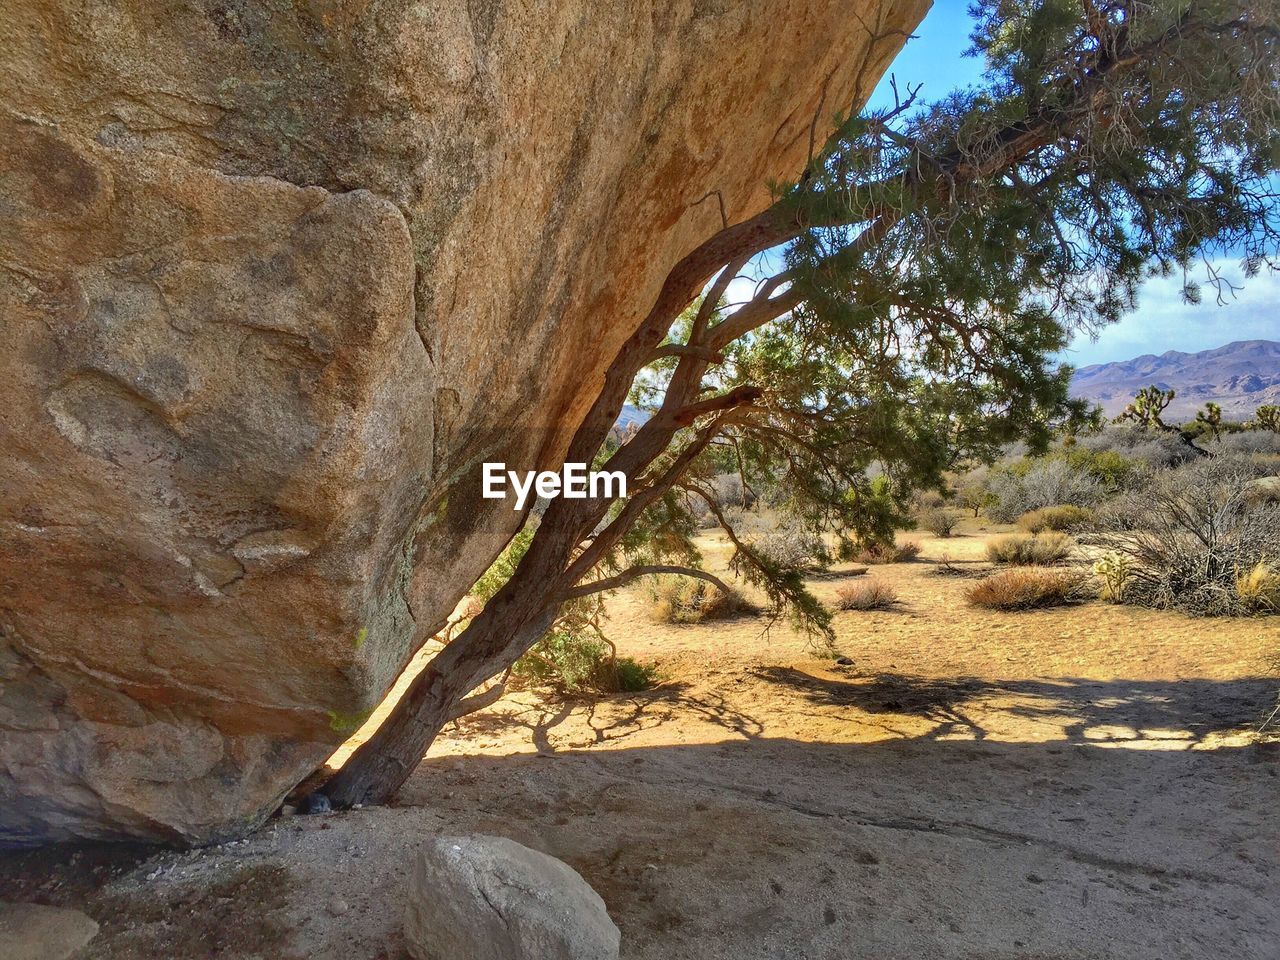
[3,526,1277,958]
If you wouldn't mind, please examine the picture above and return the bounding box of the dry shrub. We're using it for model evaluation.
[1236,561,1280,614]
[985,457,1103,522]
[648,575,749,623]
[986,532,1073,566]
[1017,504,1092,533]
[966,568,1086,610]
[1083,459,1280,616]
[931,554,980,578]
[835,579,898,610]
[920,506,959,537]
[747,524,829,570]
[855,540,922,564]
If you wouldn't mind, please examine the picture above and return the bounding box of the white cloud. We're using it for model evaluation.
[1063,265,1280,367]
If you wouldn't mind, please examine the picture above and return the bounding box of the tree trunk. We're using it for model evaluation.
[323,605,557,807]
[322,664,457,808]
[319,231,755,806]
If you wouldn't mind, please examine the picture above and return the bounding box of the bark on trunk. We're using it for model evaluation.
[323,606,556,807]
[322,664,456,808]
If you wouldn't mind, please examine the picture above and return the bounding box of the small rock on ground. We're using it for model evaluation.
[404,834,619,960]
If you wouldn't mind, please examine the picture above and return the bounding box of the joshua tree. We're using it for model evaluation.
[1255,405,1280,433]
[1115,385,1176,430]
[1194,402,1223,440]
[319,0,1278,807]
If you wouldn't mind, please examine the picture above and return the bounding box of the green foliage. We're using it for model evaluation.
[1256,405,1280,433]
[955,477,995,517]
[472,527,536,602]
[612,657,662,692]
[513,631,660,694]
[986,533,1073,566]
[1194,402,1223,440]
[1060,448,1143,491]
[512,631,605,692]
[474,524,657,693]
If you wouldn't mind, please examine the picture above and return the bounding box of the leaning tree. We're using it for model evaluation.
[321,0,1279,806]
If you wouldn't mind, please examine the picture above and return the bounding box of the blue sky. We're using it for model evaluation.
[858,4,1278,366]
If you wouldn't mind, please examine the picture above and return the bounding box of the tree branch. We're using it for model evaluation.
[560,565,733,601]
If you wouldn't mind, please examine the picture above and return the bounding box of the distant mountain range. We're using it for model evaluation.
[1070,339,1280,420]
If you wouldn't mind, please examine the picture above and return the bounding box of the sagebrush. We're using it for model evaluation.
[920,506,960,537]
[986,533,1073,566]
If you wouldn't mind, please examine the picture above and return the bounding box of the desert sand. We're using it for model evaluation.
[2,524,1276,959]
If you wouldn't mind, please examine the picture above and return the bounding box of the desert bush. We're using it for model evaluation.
[966,568,1086,610]
[648,575,749,623]
[986,532,1073,565]
[746,521,829,570]
[1061,447,1146,490]
[915,489,947,510]
[513,632,659,693]
[834,579,898,610]
[1082,459,1280,616]
[1245,476,1280,507]
[1093,551,1133,603]
[479,528,656,694]
[985,458,1102,523]
[610,657,663,693]
[954,466,995,517]
[512,631,605,690]
[1207,430,1280,459]
[1017,505,1092,533]
[852,540,922,564]
[920,506,959,537]
[1235,562,1280,614]
[1076,425,1199,470]
[711,472,756,509]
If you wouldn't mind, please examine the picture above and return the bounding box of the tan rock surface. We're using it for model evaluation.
[0,902,99,960]
[0,0,928,844]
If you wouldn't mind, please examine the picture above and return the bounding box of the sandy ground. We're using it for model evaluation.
[3,524,1278,959]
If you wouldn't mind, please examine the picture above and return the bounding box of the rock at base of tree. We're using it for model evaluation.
[404,835,620,960]
[0,902,99,960]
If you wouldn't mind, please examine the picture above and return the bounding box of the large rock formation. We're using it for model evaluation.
[0,0,927,844]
